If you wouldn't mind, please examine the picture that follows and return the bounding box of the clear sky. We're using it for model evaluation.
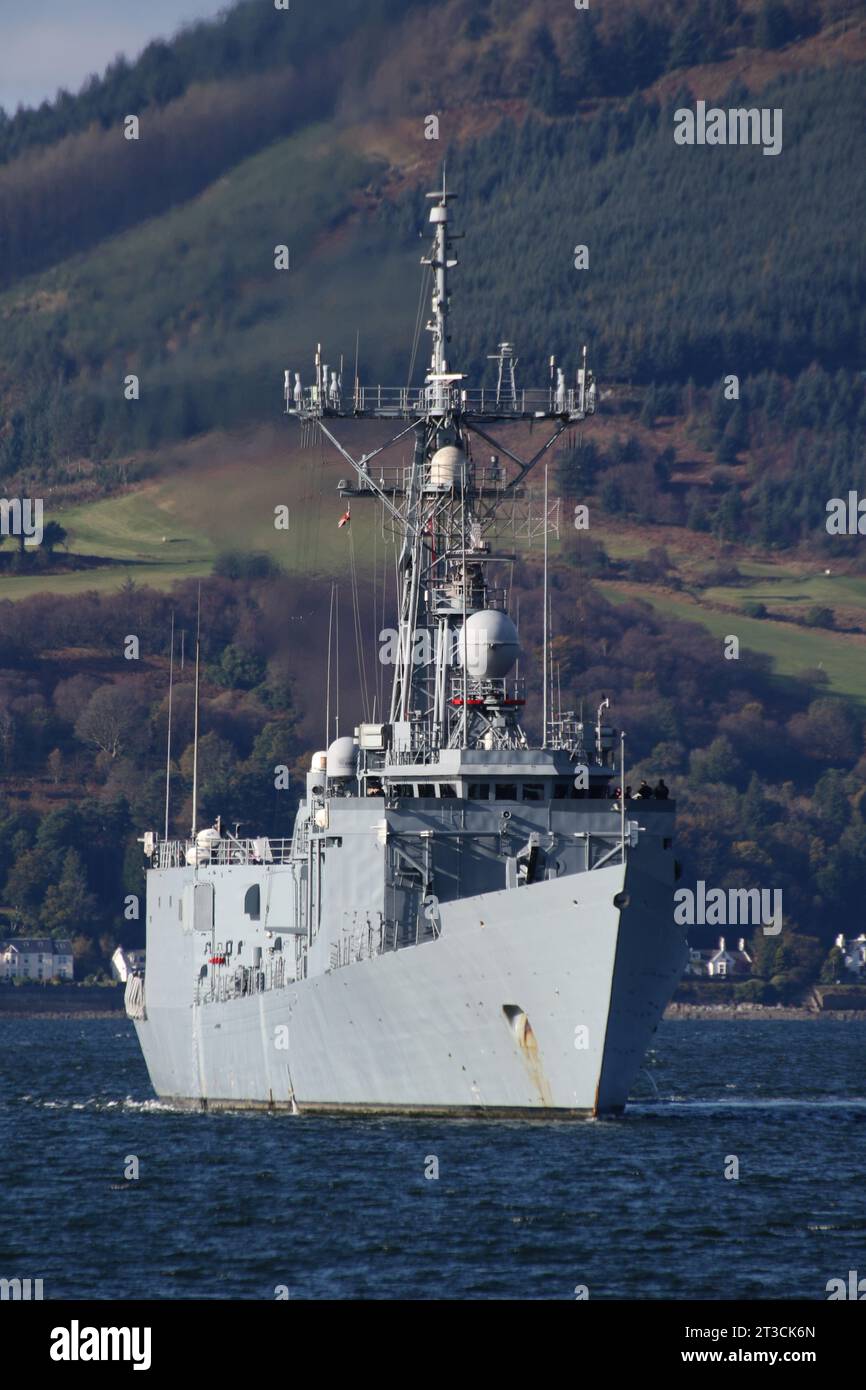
[0,0,233,113]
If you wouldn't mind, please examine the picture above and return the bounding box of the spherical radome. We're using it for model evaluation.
[327,736,358,779]
[459,609,520,679]
[428,446,466,489]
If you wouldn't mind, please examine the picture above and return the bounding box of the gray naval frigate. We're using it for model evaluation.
[128,181,687,1116]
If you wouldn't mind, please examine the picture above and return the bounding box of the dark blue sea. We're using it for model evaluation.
[1,1018,864,1301]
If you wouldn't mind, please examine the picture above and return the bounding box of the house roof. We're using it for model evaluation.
[0,939,74,954]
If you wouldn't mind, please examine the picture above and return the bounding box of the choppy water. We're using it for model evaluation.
[1,1018,864,1299]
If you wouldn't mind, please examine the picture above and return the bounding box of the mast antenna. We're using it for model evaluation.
[191,584,202,840]
[542,460,549,748]
[461,484,468,747]
[164,612,175,841]
[335,584,340,739]
[325,580,335,748]
[620,732,626,862]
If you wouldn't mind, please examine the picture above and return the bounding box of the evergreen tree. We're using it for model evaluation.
[756,2,795,50]
[41,848,99,936]
[668,17,704,69]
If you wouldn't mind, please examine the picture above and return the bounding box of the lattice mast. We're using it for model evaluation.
[285,179,596,754]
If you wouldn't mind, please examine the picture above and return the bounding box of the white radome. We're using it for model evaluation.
[327,736,358,779]
[459,609,520,679]
[428,446,466,489]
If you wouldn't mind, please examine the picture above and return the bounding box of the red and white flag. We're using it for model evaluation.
[338,507,351,529]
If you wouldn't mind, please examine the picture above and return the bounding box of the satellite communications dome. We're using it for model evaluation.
[311,751,328,772]
[459,610,520,679]
[185,826,221,866]
[327,736,358,780]
[428,446,466,490]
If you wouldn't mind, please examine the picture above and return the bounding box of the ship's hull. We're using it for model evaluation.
[134,859,686,1117]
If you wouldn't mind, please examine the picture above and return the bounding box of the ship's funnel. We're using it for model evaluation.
[459,610,520,679]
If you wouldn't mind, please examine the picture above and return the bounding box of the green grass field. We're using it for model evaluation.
[8,450,866,715]
[598,581,866,704]
[13,425,404,598]
[18,414,568,599]
[702,570,866,615]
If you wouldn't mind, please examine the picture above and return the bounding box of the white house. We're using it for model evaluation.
[0,939,74,982]
[834,933,866,980]
[111,947,146,983]
[685,937,752,979]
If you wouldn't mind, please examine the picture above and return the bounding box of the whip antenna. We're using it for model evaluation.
[191,585,202,840]
[164,612,175,841]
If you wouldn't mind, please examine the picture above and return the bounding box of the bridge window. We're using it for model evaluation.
[522,783,545,802]
[417,784,436,798]
[468,783,489,799]
[244,885,261,921]
[439,784,457,798]
[495,783,518,801]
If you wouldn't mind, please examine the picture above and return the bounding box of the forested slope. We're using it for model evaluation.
[1,0,865,983]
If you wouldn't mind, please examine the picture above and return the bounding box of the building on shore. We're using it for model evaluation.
[685,937,753,980]
[834,933,866,980]
[111,947,146,983]
[0,939,74,982]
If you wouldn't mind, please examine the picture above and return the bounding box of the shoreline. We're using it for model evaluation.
[0,1009,125,1020]
[664,1002,866,1021]
[2,1005,864,1022]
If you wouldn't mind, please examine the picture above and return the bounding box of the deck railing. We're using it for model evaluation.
[288,384,588,420]
[155,837,293,869]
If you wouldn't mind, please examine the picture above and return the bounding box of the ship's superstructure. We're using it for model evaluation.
[129,182,687,1116]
